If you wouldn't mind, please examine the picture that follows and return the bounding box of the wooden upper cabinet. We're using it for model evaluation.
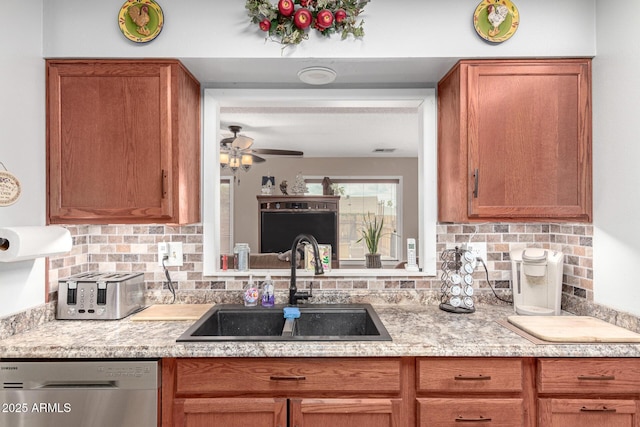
[47,59,201,224]
[438,59,592,223]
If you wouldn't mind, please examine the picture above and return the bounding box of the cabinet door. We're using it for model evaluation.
[467,61,591,220]
[539,398,639,427]
[174,398,287,427]
[48,61,174,223]
[289,398,402,427]
[418,398,524,427]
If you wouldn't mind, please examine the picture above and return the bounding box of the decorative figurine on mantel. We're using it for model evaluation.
[291,172,308,195]
[322,176,333,195]
[279,180,288,195]
[261,176,275,195]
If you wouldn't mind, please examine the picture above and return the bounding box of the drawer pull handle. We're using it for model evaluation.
[454,374,492,381]
[473,169,479,198]
[161,169,168,199]
[456,416,492,423]
[577,375,616,381]
[269,375,306,381]
[580,406,617,413]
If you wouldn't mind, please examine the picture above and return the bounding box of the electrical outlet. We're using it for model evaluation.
[463,242,487,264]
[158,242,183,267]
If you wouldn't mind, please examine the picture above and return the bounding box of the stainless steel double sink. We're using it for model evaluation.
[177,303,391,342]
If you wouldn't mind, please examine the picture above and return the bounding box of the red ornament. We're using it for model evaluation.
[300,0,309,6]
[259,19,271,31]
[316,9,334,29]
[293,8,312,29]
[335,9,347,23]
[278,0,295,17]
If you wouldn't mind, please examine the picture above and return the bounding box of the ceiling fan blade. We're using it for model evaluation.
[252,148,304,156]
[231,135,254,150]
[249,153,266,163]
[220,136,235,146]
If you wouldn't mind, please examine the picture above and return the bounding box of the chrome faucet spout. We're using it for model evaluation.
[289,233,324,305]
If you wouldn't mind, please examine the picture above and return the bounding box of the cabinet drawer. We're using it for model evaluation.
[176,358,402,395]
[418,398,524,426]
[539,398,639,426]
[538,358,640,394]
[417,358,523,393]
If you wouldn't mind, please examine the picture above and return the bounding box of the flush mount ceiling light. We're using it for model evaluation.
[297,67,337,85]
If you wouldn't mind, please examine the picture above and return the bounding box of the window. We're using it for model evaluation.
[219,178,233,254]
[306,178,401,262]
[202,88,437,276]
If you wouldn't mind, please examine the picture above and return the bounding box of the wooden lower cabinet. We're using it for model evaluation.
[538,399,640,427]
[415,357,535,427]
[163,357,411,427]
[174,398,287,427]
[290,398,403,427]
[162,357,640,427]
[537,358,640,427]
[172,397,402,427]
[417,398,524,426]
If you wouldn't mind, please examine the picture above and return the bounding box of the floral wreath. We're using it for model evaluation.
[245,0,369,46]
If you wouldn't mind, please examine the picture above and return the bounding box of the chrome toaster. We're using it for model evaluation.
[57,272,145,320]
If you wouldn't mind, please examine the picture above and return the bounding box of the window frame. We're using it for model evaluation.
[202,88,437,276]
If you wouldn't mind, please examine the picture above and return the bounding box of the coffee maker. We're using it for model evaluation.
[509,248,564,315]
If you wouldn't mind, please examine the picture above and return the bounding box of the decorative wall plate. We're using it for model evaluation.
[118,0,164,43]
[473,0,519,43]
[0,170,21,206]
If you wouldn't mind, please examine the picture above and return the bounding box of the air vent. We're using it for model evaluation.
[372,148,396,153]
[2,382,24,389]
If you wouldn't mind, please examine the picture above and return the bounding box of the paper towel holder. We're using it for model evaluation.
[0,226,73,262]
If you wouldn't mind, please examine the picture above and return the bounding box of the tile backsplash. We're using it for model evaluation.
[48,223,593,307]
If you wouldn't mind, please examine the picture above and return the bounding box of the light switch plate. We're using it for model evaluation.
[158,242,183,267]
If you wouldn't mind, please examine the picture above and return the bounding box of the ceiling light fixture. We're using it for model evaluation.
[297,66,337,85]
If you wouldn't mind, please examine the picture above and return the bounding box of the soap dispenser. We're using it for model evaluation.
[243,275,259,307]
[261,275,275,307]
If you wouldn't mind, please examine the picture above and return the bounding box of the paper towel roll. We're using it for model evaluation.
[0,226,72,262]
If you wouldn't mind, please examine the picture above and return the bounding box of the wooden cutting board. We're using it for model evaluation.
[507,315,640,343]
[130,304,214,321]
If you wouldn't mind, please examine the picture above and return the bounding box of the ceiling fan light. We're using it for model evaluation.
[229,156,240,172]
[219,151,230,168]
[241,153,253,165]
[298,66,337,85]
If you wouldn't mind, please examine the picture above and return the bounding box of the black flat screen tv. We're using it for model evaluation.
[260,211,337,257]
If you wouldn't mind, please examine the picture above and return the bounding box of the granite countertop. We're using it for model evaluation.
[2,303,640,359]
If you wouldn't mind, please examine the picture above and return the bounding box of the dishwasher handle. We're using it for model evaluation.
[39,381,118,389]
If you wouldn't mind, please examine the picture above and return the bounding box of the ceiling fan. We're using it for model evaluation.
[219,125,303,172]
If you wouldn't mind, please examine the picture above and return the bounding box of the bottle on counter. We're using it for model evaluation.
[234,243,250,272]
[243,275,259,307]
[261,275,275,307]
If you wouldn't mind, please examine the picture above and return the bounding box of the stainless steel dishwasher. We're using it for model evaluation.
[0,360,159,427]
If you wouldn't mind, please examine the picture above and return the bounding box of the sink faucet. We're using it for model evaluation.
[289,234,324,305]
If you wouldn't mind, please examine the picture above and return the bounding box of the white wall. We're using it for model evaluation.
[593,0,640,315]
[0,1,46,315]
[0,0,599,317]
[43,0,595,60]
